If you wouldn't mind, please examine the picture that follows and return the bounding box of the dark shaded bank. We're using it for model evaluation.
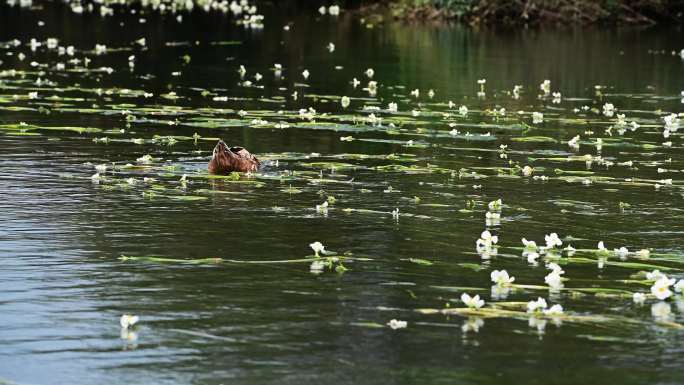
[348,0,684,25]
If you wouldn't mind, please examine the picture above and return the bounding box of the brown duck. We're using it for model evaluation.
[208,140,260,174]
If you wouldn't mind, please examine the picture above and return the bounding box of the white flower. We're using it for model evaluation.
[367,81,378,95]
[316,201,328,213]
[490,269,515,286]
[543,304,563,316]
[546,262,565,275]
[545,271,563,289]
[318,5,326,14]
[95,43,107,55]
[488,199,502,211]
[522,238,537,250]
[540,79,551,95]
[526,297,548,313]
[476,230,498,251]
[664,113,680,130]
[120,314,139,329]
[388,102,398,112]
[326,42,335,53]
[137,154,153,164]
[597,241,607,251]
[341,96,350,108]
[461,293,484,309]
[646,270,665,281]
[602,103,615,117]
[650,276,675,300]
[458,105,468,116]
[328,5,340,15]
[410,89,419,98]
[532,112,543,124]
[613,246,629,257]
[387,319,407,329]
[568,135,580,148]
[309,241,325,257]
[302,69,310,80]
[632,292,646,304]
[512,85,522,98]
[428,89,435,98]
[522,165,534,177]
[365,68,374,78]
[544,233,562,248]
[674,280,684,293]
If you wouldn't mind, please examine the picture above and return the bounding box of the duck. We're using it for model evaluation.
[208,140,260,174]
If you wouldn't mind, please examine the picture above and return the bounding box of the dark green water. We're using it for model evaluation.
[1,2,683,384]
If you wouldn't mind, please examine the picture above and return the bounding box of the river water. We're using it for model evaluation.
[1,2,683,384]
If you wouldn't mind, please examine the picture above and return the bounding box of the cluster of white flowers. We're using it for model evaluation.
[539,80,551,95]
[298,107,316,121]
[526,297,563,316]
[532,112,543,124]
[663,113,680,140]
[603,103,615,117]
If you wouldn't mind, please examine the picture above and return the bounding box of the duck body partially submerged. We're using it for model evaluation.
[208,140,260,174]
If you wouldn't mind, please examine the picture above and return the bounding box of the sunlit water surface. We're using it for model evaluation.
[1,2,684,384]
